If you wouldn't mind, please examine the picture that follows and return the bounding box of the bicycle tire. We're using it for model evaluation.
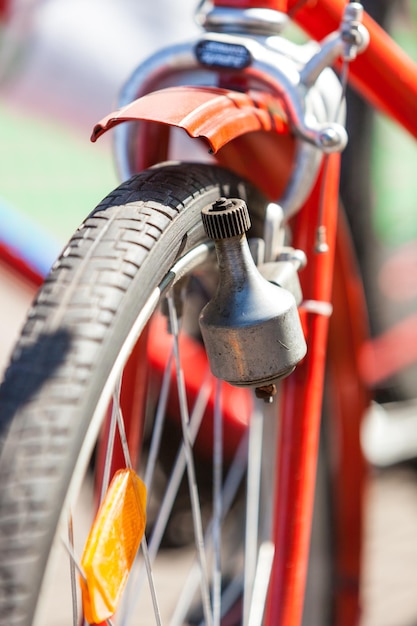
[0,162,275,626]
[0,161,335,626]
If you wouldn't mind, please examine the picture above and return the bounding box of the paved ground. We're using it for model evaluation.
[362,466,417,626]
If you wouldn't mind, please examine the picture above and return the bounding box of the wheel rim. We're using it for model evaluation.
[32,242,278,626]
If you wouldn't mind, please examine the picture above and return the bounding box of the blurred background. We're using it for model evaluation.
[0,0,199,368]
[0,1,417,625]
[0,0,197,243]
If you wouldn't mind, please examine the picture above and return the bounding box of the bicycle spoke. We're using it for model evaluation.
[148,369,213,562]
[212,379,223,626]
[167,292,213,626]
[100,392,119,503]
[68,515,79,626]
[144,347,174,491]
[119,346,174,624]
[198,577,244,626]
[247,542,274,626]
[61,537,85,580]
[169,430,249,626]
[98,375,132,509]
[120,366,214,626]
[243,407,264,626]
[141,535,163,626]
[114,378,133,470]
[62,527,119,626]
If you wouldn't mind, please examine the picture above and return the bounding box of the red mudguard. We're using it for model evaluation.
[92,85,294,200]
[92,86,288,153]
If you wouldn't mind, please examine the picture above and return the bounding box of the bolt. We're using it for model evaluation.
[319,127,338,148]
[211,197,234,212]
[315,225,329,254]
[255,384,277,403]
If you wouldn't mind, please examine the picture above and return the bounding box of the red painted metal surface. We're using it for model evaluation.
[264,163,370,626]
[327,210,370,625]
[289,0,417,140]
[92,86,288,154]
[266,154,340,626]
[216,130,295,200]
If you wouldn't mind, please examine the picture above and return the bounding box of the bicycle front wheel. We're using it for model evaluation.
[0,162,279,626]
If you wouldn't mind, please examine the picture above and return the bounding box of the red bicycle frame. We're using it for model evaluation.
[289,0,417,138]
[212,0,417,139]
[90,2,417,625]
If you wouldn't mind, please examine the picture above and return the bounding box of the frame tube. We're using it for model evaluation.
[266,153,340,626]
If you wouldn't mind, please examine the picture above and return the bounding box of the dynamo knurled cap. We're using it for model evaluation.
[202,198,251,240]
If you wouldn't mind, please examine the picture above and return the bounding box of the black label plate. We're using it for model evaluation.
[196,39,251,69]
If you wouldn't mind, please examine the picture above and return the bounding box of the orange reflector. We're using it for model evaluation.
[80,468,147,624]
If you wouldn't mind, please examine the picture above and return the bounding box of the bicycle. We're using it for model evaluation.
[0,1,416,626]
